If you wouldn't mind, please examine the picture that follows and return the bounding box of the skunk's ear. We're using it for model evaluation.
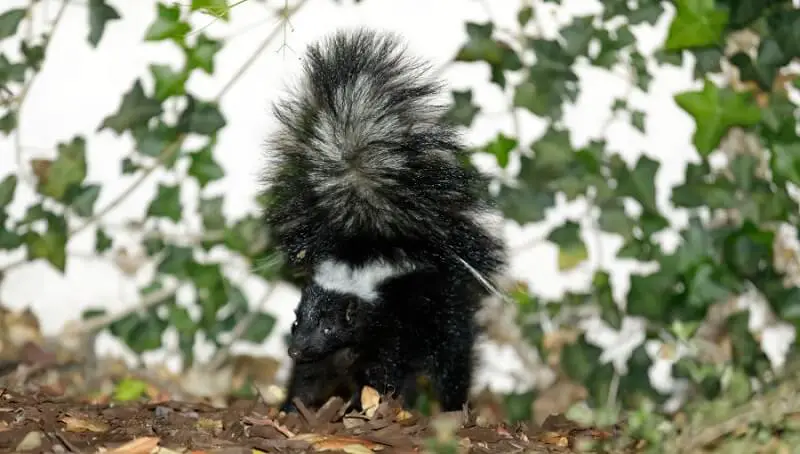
[345,299,358,323]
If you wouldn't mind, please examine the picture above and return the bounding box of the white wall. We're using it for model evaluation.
[0,0,791,396]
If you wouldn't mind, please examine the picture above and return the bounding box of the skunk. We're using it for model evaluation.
[262,28,507,411]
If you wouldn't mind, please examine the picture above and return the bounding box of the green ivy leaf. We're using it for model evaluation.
[723,0,781,29]
[0,220,22,250]
[627,269,676,321]
[456,22,522,71]
[614,155,659,213]
[147,183,182,222]
[199,195,225,231]
[594,271,622,330]
[38,137,88,202]
[485,133,517,168]
[496,185,554,225]
[767,8,800,60]
[144,2,191,43]
[24,214,68,272]
[186,33,223,74]
[70,184,101,217]
[0,9,26,40]
[110,313,167,354]
[95,228,112,253]
[242,312,277,343]
[0,174,17,208]
[561,334,603,384]
[521,39,578,119]
[517,6,533,26]
[675,216,715,273]
[598,203,634,239]
[444,90,480,127]
[631,110,645,133]
[177,97,226,135]
[87,0,121,47]
[149,64,187,100]
[673,79,761,156]
[188,145,225,188]
[121,157,139,174]
[664,0,728,51]
[99,80,163,134]
[770,142,800,184]
[157,245,193,278]
[547,221,587,271]
[224,214,269,257]
[0,110,17,135]
[191,0,230,21]
[168,304,195,333]
[560,16,595,58]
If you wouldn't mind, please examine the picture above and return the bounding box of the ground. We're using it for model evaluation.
[0,381,637,454]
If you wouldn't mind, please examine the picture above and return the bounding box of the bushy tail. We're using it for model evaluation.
[263,28,504,276]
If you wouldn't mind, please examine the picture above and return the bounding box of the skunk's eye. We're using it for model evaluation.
[291,320,298,332]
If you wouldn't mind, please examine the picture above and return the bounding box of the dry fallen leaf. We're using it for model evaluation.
[195,418,223,433]
[16,431,43,451]
[360,386,380,419]
[295,434,384,452]
[62,416,111,433]
[104,436,160,454]
[395,410,413,422]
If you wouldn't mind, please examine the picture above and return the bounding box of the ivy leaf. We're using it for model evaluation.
[149,64,187,100]
[455,22,522,71]
[770,142,800,184]
[723,0,781,29]
[157,245,193,278]
[485,133,517,168]
[0,9,26,40]
[186,33,223,74]
[598,203,634,239]
[517,6,533,26]
[496,185,554,225]
[444,90,480,127]
[147,183,182,222]
[95,228,112,253]
[144,2,190,43]
[177,97,226,135]
[767,8,800,60]
[0,110,17,135]
[70,184,101,217]
[614,155,659,213]
[188,145,225,188]
[560,16,595,58]
[87,0,121,47]
[674,79,761,156]
[548,221,587,271]
[224,214,269,257]
[242,312,277,343]
[595,271,622,329]
[121,157,140,174]
[687,263,730,309]
[199,196,225,231]
[627,269,676,321]
[0,222,22,250]
[664,0,728,51]
[37,137,88,202]
[169,304,195,333]
[561,335,603,384]
[24,214,68,272]
[100,80,163,134]
[0,174,17,208]
[191,0,230,20]
[631,110,645,133]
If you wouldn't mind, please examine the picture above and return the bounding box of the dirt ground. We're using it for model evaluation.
[0,384,631,454]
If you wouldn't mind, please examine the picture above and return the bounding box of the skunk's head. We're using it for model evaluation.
[287,282,370,363]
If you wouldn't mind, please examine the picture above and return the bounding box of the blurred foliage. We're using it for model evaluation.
[3,0,800,449]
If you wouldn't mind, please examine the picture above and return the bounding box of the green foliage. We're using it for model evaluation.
[448,0,800,432]
[0,0,281,369]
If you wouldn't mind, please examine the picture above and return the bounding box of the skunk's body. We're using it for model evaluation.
[263,28,507,412]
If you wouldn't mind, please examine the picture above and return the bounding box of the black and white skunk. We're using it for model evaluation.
[262,28,507,412]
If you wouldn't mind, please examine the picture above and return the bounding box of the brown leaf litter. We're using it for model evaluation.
[0,386,636,453]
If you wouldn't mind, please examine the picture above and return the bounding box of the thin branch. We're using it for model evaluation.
[14,0,72,188]
[60,282,180,337]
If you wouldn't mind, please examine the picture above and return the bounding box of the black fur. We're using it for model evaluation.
[263,28,508,412]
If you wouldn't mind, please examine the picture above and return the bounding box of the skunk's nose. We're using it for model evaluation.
[288,346,300,359]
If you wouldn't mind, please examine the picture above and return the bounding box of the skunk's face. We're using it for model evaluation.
[288,283,366,363]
